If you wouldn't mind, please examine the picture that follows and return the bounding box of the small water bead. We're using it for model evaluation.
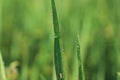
[59,73,63,80]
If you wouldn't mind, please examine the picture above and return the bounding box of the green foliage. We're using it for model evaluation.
[0,0,120,80]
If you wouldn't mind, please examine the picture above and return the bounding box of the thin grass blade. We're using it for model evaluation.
[51,0,65,80]
[77,35,85,80]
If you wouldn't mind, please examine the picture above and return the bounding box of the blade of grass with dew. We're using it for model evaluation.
[77,35,85,80]
[51,0,65,80]
[0,52,6,80]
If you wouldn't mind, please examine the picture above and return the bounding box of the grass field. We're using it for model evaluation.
[0,0,120,80]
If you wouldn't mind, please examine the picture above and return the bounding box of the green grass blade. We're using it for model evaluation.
[51,0,65,80]
[77,36,85,80]
[0,52,6,80]
[54,38,65,80]
[51,0,59,37]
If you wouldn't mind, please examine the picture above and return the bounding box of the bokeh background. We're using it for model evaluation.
[0,0,120,80]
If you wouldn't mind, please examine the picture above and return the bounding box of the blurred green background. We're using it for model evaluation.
[0,0,120,80]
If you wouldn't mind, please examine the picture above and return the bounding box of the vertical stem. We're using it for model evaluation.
[51,0,65,80]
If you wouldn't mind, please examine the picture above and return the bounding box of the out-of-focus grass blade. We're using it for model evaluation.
[51,0,65,80]
[0,0,2,49]
[114,0,120,73]
[77,35,85,80]
[0,52,6,80]
[117,72,120,80]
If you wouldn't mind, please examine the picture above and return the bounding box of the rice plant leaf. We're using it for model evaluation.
[0,52,6,80]
[51,0,65,80]
[77,35,85,80]
[51,0,59,37]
